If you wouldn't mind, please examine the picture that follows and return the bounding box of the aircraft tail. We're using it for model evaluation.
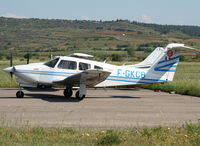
[146,43,198,83]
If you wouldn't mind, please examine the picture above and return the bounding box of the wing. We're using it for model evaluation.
[53,70,111,87]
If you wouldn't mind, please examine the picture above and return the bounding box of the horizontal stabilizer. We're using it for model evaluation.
[165,43,200,53]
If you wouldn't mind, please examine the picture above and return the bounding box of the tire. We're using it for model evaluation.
[16,91,24,98]
[63,88,72,98]
[75,91,85,100]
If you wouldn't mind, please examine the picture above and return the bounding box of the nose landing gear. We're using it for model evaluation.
[16,86,24,98]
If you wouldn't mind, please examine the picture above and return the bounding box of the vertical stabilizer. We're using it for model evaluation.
[146,43,197,83]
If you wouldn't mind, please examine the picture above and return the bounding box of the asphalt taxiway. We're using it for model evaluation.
[0,88,200,128]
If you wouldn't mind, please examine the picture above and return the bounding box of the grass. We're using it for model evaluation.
[0,122,199,145]
[0,61,19,88]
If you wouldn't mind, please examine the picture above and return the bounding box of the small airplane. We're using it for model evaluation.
[3,43,199,100]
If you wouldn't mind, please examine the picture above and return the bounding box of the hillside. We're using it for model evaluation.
[0,17,200,61]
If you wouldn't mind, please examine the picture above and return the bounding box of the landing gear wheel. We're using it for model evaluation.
[16,91,24,98]
[75,91,85,100]
[64,88,73,98]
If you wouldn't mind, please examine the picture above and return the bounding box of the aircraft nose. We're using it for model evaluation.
[3,67,14,73]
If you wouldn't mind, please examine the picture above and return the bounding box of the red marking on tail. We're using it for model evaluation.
[167,50,173,60]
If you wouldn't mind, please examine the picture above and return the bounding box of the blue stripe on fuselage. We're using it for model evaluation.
[16,69,171,84]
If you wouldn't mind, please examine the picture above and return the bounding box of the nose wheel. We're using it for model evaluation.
[16,85,24,98]
[16,91,24,98]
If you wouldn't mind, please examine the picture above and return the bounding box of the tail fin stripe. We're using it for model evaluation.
[158,56,180,64]
[171,65,177,67]
[155,61,178,70]
[154,61,178,72]
[154,69,176,72]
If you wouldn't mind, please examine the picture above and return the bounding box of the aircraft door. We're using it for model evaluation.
[39,67,54,84]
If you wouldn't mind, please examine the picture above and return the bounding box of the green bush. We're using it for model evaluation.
[6,56,11,60]
[0,55,3,60]
[97,130,121,145]
[127,47,135,57]
[111,54,122,61]
[24,53,32,59]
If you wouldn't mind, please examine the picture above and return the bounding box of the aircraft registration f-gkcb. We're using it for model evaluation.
[3,43,199,100]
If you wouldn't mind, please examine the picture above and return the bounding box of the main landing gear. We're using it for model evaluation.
[16,86,24,98]
[75,91,85,100]
[64,85,86,100]
[63,88,73,98]
[76,84,86,100]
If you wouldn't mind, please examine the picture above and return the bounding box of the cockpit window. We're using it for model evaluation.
[94,65,103,70]
[79,62,91,70]
[44,58,59,68]
[57,60,77,70]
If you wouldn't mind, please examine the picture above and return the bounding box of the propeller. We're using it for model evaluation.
[10,52,13,80]
[27,52,29,64]
[9,67,16,81]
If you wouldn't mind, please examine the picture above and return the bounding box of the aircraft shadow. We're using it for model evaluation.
[80,95,141,99]
[0,93,141,102]
[25,93,82,102]
[3,88,59,92]
[113,88,140,91]
[24,88,59,92]
[111,95,141,98]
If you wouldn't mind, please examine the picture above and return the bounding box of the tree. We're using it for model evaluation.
[127,47,135,57]
[0,54,3,60]
[111,54,122,61]
[24,53,32,59]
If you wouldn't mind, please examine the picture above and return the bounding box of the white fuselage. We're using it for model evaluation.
[12,56,155,87]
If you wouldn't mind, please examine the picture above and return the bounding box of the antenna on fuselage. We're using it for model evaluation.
[123,62,127,66]
[103,57,109,63]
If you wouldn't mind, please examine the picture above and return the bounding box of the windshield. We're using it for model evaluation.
[44,58,59,68]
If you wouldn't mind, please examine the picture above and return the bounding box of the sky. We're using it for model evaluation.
[0,0,200,26]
